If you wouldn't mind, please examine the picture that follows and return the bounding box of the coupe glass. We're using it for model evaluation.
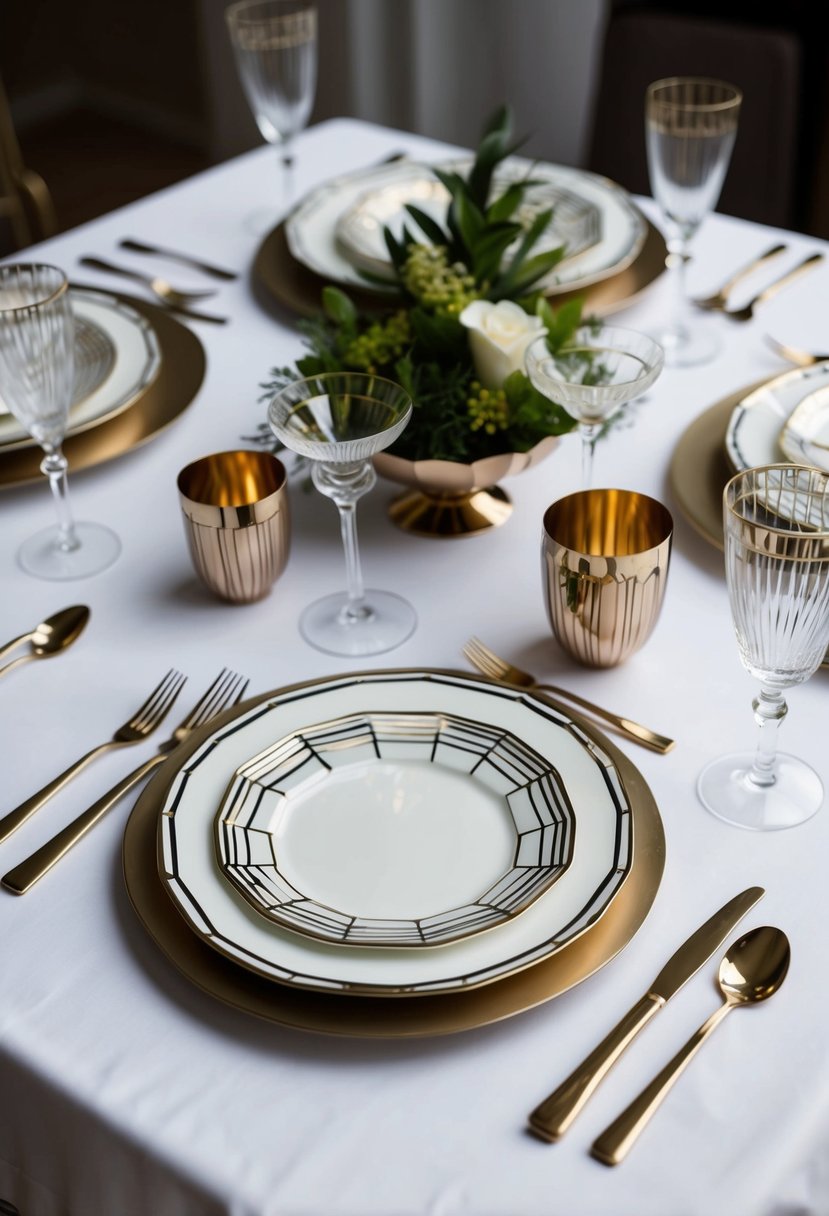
[525,326,664,488]
[226,0,317,231]
[645,77,741,367]
[0,264,120,580]
[268,372,417,656]
[698,465,829,830]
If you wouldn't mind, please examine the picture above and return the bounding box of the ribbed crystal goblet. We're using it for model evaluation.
[268,371,416,656]
[0,264,120,580]
[698,464,829,830]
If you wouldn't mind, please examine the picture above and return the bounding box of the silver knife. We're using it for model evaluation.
[527,885,764,1142]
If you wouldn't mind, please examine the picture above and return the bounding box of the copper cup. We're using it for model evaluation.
[542,489,673,667]
[177,450,290,603]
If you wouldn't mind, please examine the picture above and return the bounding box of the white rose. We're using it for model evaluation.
[459,300,547,390]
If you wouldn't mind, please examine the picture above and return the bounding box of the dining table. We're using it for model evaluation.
[1,115,828,1216]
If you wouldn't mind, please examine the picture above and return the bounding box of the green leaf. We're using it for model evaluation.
[485,181,525,224]
[321,286,357,328]
[541,296,584,351]
[404,204,449,246]
[492,247,564,299]
[470,221,523,283]
[453,190,486,255]
[502,206,554,278]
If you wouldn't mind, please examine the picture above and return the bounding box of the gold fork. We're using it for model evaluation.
[79,256,216,307]
[692,242,786,312]
[462,638,674,755]
[2,668,248,894]
[0,669,186,847]
[722,253,824,323]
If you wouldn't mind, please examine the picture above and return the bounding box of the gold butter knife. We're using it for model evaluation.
[527,886,764,1143]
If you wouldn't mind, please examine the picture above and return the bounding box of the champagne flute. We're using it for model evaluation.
[226,0,317,231]
[645,77,741,367]
[698,465,829,830]
[525,325,664,488]
[0,264,120,580]
[268,372,417,656]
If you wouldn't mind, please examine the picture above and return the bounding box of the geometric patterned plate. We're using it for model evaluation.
[216,710,576,947]
[159,670,633,997]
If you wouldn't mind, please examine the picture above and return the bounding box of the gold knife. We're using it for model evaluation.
[527,886,764,1142]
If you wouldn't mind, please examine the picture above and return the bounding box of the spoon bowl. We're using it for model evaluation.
[0,604,90,677]
[720,925,791,1005]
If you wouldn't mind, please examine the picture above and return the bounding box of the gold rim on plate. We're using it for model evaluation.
[252,215,667,320]
[0,287,206,490]
[123,675,665,1037]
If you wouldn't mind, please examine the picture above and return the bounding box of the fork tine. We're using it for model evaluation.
[184,668,249,729]
[464,637,506,680]
[131,668,187,732]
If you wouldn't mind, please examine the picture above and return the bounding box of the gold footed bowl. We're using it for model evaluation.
[373,435,561,538]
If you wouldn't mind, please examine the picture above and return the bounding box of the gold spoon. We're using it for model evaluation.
[0,605,90,678]
[591,925,791,1166]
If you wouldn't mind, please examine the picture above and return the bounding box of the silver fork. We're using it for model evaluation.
[0,670,186,847]
[463,638,674,754]
[1,669,248,894]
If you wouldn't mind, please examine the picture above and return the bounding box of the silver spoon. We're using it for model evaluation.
[591,926,791,1165]
[0,605,90,677]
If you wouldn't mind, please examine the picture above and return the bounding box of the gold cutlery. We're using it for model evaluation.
[723,252,824,322]
[78,256,217,308]
[2,669,248,893]
[591,925,790,1166]
[462,637,674,754]
[764,334,829,366]
[527,886,764,1143]
[0,669,186,846]
[0,605,89,676]
[692,242,787,311]
[119,238,238,282]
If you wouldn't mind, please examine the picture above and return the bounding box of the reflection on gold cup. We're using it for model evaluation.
[542,489,673,667]
[177,450,290,603]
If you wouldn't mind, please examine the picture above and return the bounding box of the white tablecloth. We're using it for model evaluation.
[1,118,828,1216]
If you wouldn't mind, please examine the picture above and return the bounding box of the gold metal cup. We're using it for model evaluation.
[177,450,290,603]
[542,489,673,668]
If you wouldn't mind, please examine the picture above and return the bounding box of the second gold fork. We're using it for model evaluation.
[462,638,674,754]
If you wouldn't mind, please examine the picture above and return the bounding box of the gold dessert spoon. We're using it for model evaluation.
[591,925,791,1166]
[0,605,90,677]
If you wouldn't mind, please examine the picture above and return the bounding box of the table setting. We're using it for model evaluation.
[2,27,829,1215]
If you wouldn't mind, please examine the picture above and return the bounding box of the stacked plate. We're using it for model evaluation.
[124,670,665,1034]
[253,156,668,318]
[726,363,829,477]
[0,287,205,490]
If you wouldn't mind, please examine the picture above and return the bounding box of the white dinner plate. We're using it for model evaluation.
[725,361,829,473]
[215,707,576,947]
[0,288,161,451]
[779,383,829,473]
[159,670,633,996]
[285,157,647,296]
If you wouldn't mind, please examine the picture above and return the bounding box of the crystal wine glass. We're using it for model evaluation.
[268,372,416,656]
[226,0,317,231]
[645,77,742,367]
[698,465,829,830]
[525,325,664,488]
[0,264,120,580]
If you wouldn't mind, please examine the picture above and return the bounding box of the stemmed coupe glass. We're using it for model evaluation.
[226,0,318,231]
[0,264,120,580]
[698,465,829,830]
[268,371,417,656]
[645,76,742,367]
[525,325,664,489]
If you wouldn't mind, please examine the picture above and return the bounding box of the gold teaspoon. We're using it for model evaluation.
[0,605,91,677]
[591,926,791,1166]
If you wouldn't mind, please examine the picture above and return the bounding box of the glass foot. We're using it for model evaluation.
[18,521,121,581]
[697,750,823,830]
[657,325,721,368]
[300,589,417,657]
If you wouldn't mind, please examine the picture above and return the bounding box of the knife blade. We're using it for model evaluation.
[527,885,764,1142]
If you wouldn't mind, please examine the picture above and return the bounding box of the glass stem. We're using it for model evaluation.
[666,233,691,342]
[748,684,788,788]
[338,501,367,617]
[580,423,601,489]
[280,138,295,216]
[312,460,376,624]
[41,447,80,553]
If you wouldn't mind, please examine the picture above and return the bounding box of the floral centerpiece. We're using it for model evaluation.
[262,106,593,534]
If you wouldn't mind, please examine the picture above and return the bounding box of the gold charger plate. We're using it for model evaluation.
[123,676,665,1037]
[252,215,667,320]
[0,288,206,490]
